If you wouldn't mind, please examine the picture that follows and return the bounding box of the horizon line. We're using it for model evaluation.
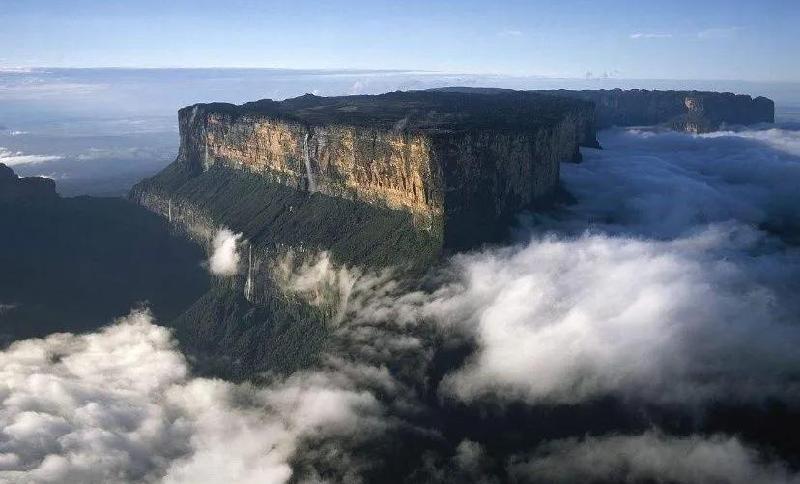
[0,66,797,84]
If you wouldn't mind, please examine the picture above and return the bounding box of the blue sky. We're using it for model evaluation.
[2,0,798,81]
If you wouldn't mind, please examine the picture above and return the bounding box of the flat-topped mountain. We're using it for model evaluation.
[134,90,597,259]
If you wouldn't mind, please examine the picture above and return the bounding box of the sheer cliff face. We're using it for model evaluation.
[171,92,596,250]
[180,106,441,217]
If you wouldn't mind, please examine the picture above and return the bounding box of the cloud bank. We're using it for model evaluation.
[508,432,800,484]
[432,225,800,404]
[0,147,61,167]
[441,127,800,404]
[0,310,385,484]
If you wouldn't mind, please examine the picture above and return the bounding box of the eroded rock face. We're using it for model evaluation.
[183,109,440,216]
[157,90,597,253]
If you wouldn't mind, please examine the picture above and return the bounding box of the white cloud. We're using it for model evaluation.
[701,127,800,157]
[497,29,524,38]
[508,432,800,484]
[0,310,386,483]
[433,225,800,404]
[0,147,61,166]
[208,228,242,276]
[273,250,366,323]
[696,26,741,39]
[630,32,673,39]
[0,78,107,100]
[630,28,740,41]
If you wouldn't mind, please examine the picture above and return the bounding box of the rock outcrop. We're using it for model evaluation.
[133,90,597,258]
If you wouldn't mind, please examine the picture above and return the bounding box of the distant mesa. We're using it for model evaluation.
[546,89,773,133]
[436,87,775,133]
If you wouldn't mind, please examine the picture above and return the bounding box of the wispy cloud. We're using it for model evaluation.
[629,32,673,40]
[0,147,61,166]
[696,26,741,39]
[497,29,524,38]
[630,27,741,41]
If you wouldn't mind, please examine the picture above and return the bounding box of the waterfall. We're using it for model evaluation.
[168,199,172,222]
[244,244,253,302]
[303,132,316,192]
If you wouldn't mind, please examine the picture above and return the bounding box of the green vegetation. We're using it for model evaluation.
[171,280,331,381]
[134,163,443,272]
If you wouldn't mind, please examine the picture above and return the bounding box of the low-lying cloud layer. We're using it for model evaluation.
[508,432,800,484]
[0,147,60,166]
[433,225,800,404]
[0,310,385,483]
